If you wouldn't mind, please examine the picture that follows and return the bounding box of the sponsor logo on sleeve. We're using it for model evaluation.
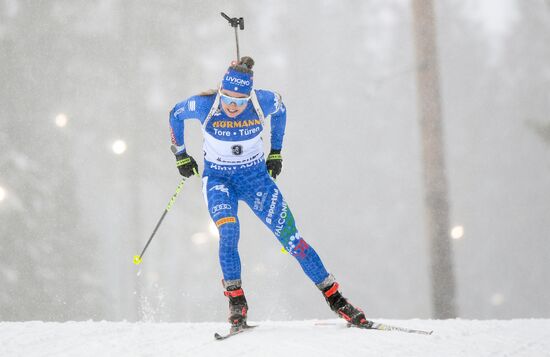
[170,127,177,144]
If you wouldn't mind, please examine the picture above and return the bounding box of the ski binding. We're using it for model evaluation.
[214,324,258,340]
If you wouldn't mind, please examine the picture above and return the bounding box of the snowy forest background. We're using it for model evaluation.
[1,0,549,322]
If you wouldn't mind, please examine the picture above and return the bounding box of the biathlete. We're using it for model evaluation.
[169,56,371,331]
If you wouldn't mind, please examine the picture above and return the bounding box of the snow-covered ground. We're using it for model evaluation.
[1,319,549,357]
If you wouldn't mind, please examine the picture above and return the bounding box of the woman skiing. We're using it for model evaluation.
[169,57,371,332]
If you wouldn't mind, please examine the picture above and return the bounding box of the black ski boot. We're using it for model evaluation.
[322,282,373,328]
[224,283,249,330]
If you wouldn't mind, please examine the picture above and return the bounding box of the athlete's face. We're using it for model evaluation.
[220,89,249,118]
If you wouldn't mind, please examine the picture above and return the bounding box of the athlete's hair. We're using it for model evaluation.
[199,57,255,96]
[230,56,254,75]
[198,88,218,96]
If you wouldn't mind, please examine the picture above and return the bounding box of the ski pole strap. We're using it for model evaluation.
[267,153,282,161]
[176,157,191,167]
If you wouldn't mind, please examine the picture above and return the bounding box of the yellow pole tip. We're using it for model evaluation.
[133,255,142,265]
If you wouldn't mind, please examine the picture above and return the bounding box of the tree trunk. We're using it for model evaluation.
[411,0,457,318]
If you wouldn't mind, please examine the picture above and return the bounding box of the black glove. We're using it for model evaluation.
[266,149,283,179]
[175,151,199,178]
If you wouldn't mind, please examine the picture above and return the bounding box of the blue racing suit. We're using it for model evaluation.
[169,89,330,286]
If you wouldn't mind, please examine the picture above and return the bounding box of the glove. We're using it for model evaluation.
[175,151,199,178]
[266,149,283,179]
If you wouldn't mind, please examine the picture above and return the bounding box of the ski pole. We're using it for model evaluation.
[221,12,244,62]
[133,178,187,265]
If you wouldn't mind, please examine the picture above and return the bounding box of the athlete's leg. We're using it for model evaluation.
[202,174,241,283]
[237,168,330,285]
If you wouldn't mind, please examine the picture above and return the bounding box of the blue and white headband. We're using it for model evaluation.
[221,66,253,95]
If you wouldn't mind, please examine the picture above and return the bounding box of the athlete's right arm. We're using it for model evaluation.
[169,95,214,154]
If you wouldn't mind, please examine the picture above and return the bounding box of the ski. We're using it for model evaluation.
[358,321,433,335]
[315,321,433,335]
[214,324,258,340]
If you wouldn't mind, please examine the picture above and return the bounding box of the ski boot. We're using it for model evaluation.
[322,282,373,328]
[224,282,249,332]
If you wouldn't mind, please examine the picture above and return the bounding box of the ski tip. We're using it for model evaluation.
[410,328,434,335]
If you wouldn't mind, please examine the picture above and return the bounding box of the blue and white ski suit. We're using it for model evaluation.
[169,89,330,286]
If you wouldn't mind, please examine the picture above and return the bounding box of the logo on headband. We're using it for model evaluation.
[224,75,251,87]
[222,67,253,93]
